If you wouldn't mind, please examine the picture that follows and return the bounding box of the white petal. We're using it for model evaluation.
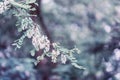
[61,54,67,64]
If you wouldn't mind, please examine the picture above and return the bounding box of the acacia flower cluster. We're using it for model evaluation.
[0,0,11,14]
[61,54,67,64]
[22,18,68,64]
[26,23,68,64]
[51,49,67,64]
[21,18,50,52]
[0,0,84,69]
[51,50,60,63]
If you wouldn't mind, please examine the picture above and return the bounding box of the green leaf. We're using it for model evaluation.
[12,43,17,46]
[10,1,31,9]
[34,61,38,66]
[72,63,85,69]
[37,55,44,61]
[26,0,36,4]
[29,8,36,11]
[16,44,21,49]
[18,28,22,32]
[30,50,35,56]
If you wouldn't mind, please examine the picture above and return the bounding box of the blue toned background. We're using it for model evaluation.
[0,0,120,80]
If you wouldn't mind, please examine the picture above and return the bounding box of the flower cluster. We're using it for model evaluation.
[10,11,82,69]
[26,22,50,52]
[0,0,86,70]
[24,20,68,64]
[51,48,67,64]
[18,18,78,65]
[25,21,68,64]
[51,50,60,63]
[0,0,11,14]
[61,54,67,64]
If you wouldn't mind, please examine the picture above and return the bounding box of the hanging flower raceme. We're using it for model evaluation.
[26,29,34,38]
[26,23,51,52]
[51,50,60,63]
[61,54,67,64]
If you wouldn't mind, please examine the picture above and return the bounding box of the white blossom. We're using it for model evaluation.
[29,23,51,51]
[0,2,4,14]
[38,36,45,49]
[44,44,50,52]
[44,37,50,52]
[61,54,67,64]
[52,43,57,47]
[32,36,39,49]
[31,28,51,51]
[0,0,11,14]
[51,50,60,63]
[4,0,10,5]
[39,42,45,49]
[56,50,60,55]
[34,26,41,36]
[51,51,57,63]
[26,29,34,38]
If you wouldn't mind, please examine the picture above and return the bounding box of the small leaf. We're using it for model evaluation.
[16,44,21,49]
[29,8,36,11]
[37,55,44,61]
[30,50,35,56]
[26,0,36,4]
[72,63,85,69]
[12,43,17,46]
[18,28,22,32]
[34,61,38,66]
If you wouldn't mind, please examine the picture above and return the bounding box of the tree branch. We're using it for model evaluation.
[30,0,53,43]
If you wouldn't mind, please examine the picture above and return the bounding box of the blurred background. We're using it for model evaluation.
[0,0,120,80]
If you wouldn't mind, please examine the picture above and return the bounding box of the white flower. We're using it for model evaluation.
[44,45,50,52]
[4,0,10,5]
[32,36,39,49]
[26,29,34,38]
[52,43,57,47]
[44,37,50,52]
[34,27,41,36]
[44,36,50,45]
[30,24,51,51]
[56,50,60,55]
[61,54,67,64]
[51,50,60,63]
[38,36,45,49]
[0,2,4,14]
[0,0,11,14]
[39,42,45,49]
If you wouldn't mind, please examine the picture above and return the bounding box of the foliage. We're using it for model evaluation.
[0,0,84,69]
[0,0,120,80]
